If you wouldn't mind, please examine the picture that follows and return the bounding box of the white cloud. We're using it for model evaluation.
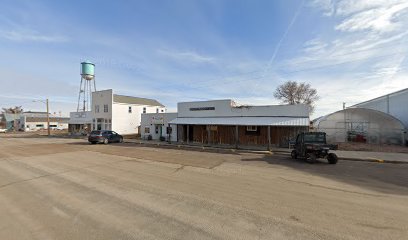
[280,0,408,118]
[312,0,408,33]
[0,29,68,42]
[335,2,408,33]
[157,48,216,64]
[335,0,406,16]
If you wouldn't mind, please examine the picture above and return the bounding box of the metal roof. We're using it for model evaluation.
[169,117,309,126]
[25,117,70,123]
[350,87,408,107]
[113,94,164,107]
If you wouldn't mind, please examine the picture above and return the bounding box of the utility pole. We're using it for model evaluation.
[46,98,50,137]
[33,99,51,137]
[343,102,347,142]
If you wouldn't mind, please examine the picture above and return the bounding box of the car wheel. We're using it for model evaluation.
[327,153,338,164]
[291,150,297,159]
[306,153,317,163]
[103,138,109,144]
[90,141,96,144]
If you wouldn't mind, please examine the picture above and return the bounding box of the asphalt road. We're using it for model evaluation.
[0,137,407,240]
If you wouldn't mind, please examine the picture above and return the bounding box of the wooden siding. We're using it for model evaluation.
[176,124,308,147]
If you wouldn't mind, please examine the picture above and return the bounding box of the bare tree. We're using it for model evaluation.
[273,81,319,113]
[1,106,23,114]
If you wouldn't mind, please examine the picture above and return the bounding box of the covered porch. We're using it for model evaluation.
[170,117,309,150]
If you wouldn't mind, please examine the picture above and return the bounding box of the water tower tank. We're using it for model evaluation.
[81,61,95,80]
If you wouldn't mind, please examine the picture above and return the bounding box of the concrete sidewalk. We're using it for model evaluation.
[124,139,408,164]
[331,150,408,164]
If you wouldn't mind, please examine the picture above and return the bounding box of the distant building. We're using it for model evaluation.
[168,99,309,149]
[91,89,165,135]
[0,114,5,129]
[22,111,49,118]
[68,111,93,135]
[20,116,69,131]
[141,112,178,141]
[351,88,408,129]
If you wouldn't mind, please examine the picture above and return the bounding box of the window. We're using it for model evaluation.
[95,105,100,113]
[155,125,159,134]
[245,126,259,136]
[128,106,132,113]
[36,124,44,128]
[161,109,164,113]
[156,108,159,113]
[246,126,257,132]
[143,107,146,114]
[145,127,150,134]
[104,104,108,113]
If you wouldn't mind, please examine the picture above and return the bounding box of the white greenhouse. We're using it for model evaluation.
[313,108,406,145]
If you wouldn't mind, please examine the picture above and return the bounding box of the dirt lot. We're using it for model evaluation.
[0,137,407,240]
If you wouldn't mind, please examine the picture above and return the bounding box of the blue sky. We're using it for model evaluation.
[1,0,408,118]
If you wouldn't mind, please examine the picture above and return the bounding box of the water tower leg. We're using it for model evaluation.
[77,77,83,112]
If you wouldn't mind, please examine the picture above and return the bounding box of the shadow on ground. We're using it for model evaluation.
[241,153,408,196]
[63,141,408,195]
[67,141,242,156]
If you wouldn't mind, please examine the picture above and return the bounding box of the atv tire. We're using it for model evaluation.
[291,150,297,159]
[327,153,338,164]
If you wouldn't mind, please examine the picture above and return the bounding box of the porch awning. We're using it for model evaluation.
[169,117,309,126]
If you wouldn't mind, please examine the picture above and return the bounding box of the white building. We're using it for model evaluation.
[351,88,408,129]
[68,111,93,135]
[20,114,69,131]
[168,99,309,149]
[141,112,178,141]
[91,89,165,135]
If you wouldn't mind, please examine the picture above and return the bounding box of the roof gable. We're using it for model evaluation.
[113,94,164,107]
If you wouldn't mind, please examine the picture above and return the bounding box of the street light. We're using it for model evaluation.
[33,99,50,136]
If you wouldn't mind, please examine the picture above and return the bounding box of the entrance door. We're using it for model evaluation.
[97,118,103,130]
[188,125,194,142]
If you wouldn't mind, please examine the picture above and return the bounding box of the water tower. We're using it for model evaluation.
[77,61,96,112]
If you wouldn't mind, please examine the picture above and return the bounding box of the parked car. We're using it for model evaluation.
[291,132,338,164]
[88,130,123,144]
[0,128,7,133]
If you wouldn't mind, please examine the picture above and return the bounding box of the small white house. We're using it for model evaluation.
[68,111,93,134]
[92,89,165,135]
[141,112,178,141]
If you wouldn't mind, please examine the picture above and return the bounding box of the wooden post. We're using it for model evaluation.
[46,99,50,137]
[235,125,239,149]
[267,125,271,151]
[186,125,190,144]
[207,125,211,145]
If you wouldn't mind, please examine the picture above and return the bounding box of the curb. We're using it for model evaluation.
[124,141,408,164]
[339,157,408,164]
[124,140,280,155]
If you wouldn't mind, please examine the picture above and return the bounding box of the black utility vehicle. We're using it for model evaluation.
[291,132,338,164]
[88,130,123,144]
